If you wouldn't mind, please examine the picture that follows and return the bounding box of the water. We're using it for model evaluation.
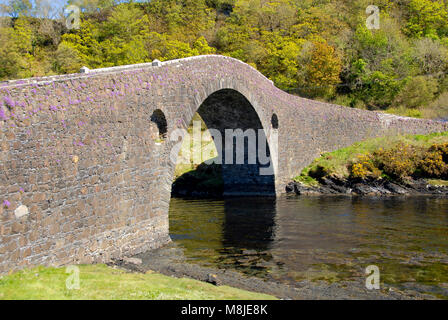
[169,195,448,297]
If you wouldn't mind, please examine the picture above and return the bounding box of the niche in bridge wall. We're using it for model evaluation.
[271,114,279,130]
[150,109,168,143]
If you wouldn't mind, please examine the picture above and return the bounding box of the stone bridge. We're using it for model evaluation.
[0,55,447,273]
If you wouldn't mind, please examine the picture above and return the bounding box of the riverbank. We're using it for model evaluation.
[286,176,448,196]
[290,132,448,196]
[0,264,276,300]
[122,244,439,300]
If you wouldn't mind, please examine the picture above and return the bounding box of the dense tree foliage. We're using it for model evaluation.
[1,0,448,117]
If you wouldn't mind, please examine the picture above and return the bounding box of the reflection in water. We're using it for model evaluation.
[169,196,448,296]
[222,198,276,250]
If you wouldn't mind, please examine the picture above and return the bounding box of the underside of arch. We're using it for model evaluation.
[194,89,276,196]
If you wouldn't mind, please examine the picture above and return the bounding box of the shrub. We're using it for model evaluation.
[394,76,438,109]
[373,143,424,179]
[385,107,423,118]
[350,162,369,178]
[424,92,448,119]
[308,165,331,179]
[429,143,448,160]
[349,154,381,179]
[419,143,448,178]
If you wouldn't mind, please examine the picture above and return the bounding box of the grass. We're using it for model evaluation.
[0,264,277,300]
[295,131,448,185]
[384,107,423,118]
[428,179,448,186]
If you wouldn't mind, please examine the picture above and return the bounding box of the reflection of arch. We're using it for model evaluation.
[271,114,279,130]
[171,89,276,196]
[150,109,168,140]
[223,198,276,250]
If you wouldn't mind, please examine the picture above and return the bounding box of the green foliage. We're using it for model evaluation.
[296,131,448,183]
[385,107,423,118]
[294,174,319,186]
[1,0,448,118]
[0,26,22,79]
[422,92,448,119]
[395,76,438,109]
[412,38,448,76]
[404,0,448,39]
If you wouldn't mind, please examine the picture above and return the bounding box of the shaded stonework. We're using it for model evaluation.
[0,55,447,273]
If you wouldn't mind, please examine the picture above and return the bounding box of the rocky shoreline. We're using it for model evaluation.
[286,176,448,196]
[111,244,439,300]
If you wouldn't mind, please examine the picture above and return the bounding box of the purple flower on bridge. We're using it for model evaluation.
[3,200,11,208]
[3,96,15,108]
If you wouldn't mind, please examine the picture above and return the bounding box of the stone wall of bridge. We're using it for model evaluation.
[0,55,447,273]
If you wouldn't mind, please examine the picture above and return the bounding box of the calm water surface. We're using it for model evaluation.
[169,196,448,297]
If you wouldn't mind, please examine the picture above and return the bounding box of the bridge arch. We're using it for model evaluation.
[169,88,276,197]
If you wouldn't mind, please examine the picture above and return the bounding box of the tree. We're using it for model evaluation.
[0,0,447,117]
[0,0,32,18]
[302,40,342,97]
[146,0,216,43]
[54,42,83,73]
[257,31,303,89]
[58,19,103,68]
[395,76,438,109]
[67,0,116,13]
[102,4,148,42]
[404,0,448,38]
[412,37,448,76]
[0,26,21,79]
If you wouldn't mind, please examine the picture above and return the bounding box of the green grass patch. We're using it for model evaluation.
[0,264,277,300]
[384,108,423,118]
[428,179,448,186]
[294,131,448,184]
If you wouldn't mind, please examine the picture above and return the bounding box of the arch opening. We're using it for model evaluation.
[172,89,276,197]
[150,109,168,141]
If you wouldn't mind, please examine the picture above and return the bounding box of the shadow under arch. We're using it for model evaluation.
[175,88,276,197]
